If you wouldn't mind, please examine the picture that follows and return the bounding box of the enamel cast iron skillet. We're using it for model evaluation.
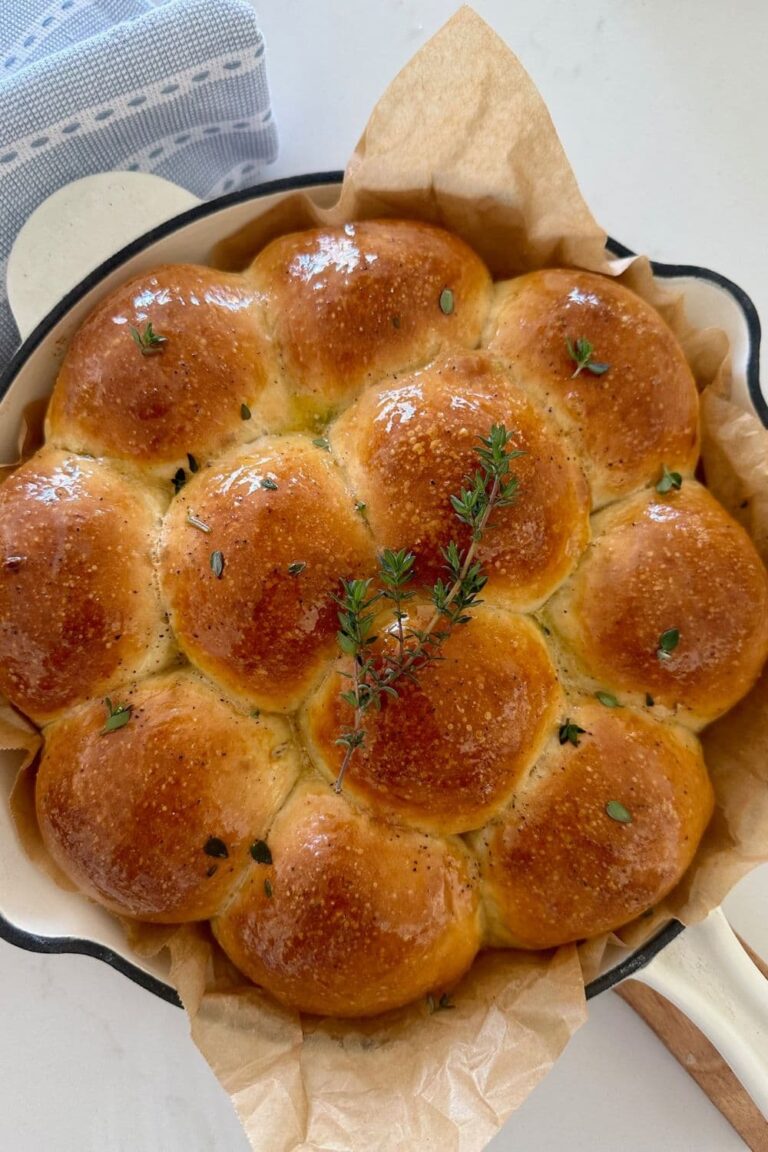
[1,171,766,1115]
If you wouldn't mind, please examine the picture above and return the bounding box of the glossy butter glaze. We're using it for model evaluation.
[161,435,377,711]
[475,702,714,949]
[47,265,269,470]
[487,269,700,506]
[36,670,299,922]
[213,782,481,1017]
[548,482,768,726]
[0,448,169,722]
[246,219,492,424]
[304,602,561,834]
[331,351,591,609]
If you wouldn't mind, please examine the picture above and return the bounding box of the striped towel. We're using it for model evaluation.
[0,0,278,358]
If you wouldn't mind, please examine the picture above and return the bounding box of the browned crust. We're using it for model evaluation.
[331,351,591,609]
[36,671,299,922]
[0,449,169,722]
[486,269,700,506]
[212,782,481,1017]
[475,703,714,948]
[246,219,493,424]
[548,482,768,726]
[160,436,377,711]
[47,265,270,468]
[303,603,561,835]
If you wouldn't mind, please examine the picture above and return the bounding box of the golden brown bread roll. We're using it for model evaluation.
[303,601,561,835]
[36,670,299,922]
[47,265,269,472]
[160,435,376,712]
[486,269,700,506]
[246,220,492,427]
[0,449,170,723]
[474,702,714,949]
[4,220,765,1018]
[212,782,482,1017]
[547,481,768,727]
[330,351,591,609]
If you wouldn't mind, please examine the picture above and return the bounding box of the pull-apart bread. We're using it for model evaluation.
[2,220,765,1016]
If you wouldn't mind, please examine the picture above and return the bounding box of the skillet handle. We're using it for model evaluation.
[633,907,768,1118]
[7,172,199,340]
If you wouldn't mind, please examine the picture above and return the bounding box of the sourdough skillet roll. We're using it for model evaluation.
[330,351,591,611]
[486,269,700,507]
[246,219,493,426]
[547,481,768,728]
[0,449,170,724]
[36,671,299,923]
[160,435,376,712]
[475,702,714,949]
[303,600,561,836]
[213,781,482,1017]
[47,265,269,474]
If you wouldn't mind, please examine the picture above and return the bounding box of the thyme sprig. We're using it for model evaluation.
[332,425,523,793]
[130,321,166,356]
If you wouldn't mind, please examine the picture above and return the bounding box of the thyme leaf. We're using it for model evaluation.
[566,336,610,378]
[130,321,166,356]
[559,718,586,747]
[657,628,680,660]
[656,464,683,494]
[102,698,132,734]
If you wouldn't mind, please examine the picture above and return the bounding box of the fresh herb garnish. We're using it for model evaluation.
[566,337,610,379]
[355,500,367,515]
[204,837,228,859]
[312,437,330,452]
[439,288,455,316]
[645,693,655,707]
[240,403,251,421]
[595,691,620,708]
[426,993,455,1013]
[186,511,211,534]
[332,425,523,793]
[605,800,633,824]
[264,878,273,898]
[171,467,186,494]
[657,629,680,660]
[102,698,132,734]
[250,839,272,865]
[187,453,199,474]
[559,719,586,747]
[656,465,682,494]
[287,561,306,577]
[129,321,166,356]
[210,550,225,579]
[261,476,278,491]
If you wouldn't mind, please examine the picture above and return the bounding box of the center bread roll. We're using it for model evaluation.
[3,217,765,1019]
[303,601,561,835]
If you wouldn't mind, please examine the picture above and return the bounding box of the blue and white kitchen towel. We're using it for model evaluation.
[0,0,278,359]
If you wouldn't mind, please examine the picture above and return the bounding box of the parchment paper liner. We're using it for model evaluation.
[3,8,767,1150]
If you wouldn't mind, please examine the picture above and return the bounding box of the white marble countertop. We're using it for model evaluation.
[2,2,768,1149]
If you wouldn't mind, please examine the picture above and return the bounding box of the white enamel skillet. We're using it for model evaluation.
[1,170,766,1120]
